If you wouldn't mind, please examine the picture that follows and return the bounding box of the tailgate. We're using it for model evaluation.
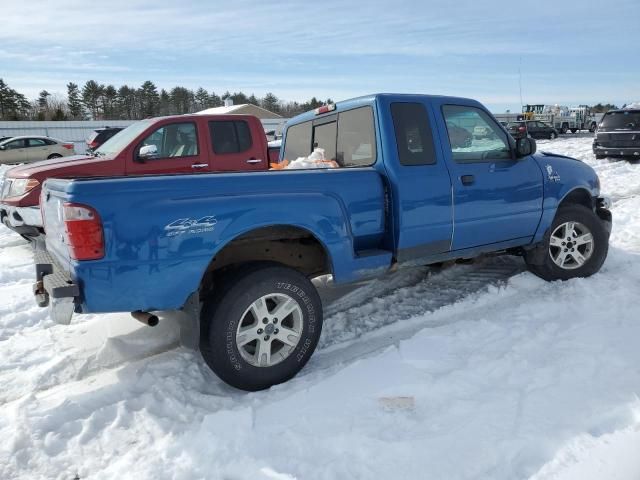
[41,180,73,267]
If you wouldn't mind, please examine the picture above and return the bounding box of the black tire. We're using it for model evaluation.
[47,154,62,159]
[200,263,323,391]
[549,131,557,140]
[570,129,578,134]
[561,124,569,134]
[525,205,608,281]
[595,154,605,160]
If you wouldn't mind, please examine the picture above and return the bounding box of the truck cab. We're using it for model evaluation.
[0,114,269,238]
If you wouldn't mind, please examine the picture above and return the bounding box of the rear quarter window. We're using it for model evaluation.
[283,106,376,167]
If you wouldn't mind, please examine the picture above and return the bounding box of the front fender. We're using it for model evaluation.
[532,153,600,243]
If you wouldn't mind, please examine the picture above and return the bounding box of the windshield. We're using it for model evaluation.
[93,120,154,156]
[600,111,640,130]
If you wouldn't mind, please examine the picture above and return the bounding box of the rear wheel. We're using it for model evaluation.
[549,131,558,139]
[526,205,608,281]
[200,263,323,391]
[47,153,62,159]
[570,128,578,134]
[561,124,569,134]
[595,154,606,160]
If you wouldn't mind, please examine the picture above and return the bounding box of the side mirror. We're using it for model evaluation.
[137,144,158,162]
[515,137,536,158]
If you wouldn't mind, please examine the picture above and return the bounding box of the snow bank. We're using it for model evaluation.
[1,136,640,479]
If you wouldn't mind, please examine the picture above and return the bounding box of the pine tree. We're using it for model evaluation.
[159,89,171,116]
[138,81,159,117]
[67,82,84,119]
[82,80,104,119]
[261,92,280,114]
[102,85,118,119]
[194,87,209,110]
[209,91,222,107]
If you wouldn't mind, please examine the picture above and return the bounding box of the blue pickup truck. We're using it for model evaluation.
[33,94,612,391]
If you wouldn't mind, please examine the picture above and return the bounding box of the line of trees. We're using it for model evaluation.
[0,78,333,121]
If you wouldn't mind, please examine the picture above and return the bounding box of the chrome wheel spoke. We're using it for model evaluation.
[574,232,593,247]
[571,250,586,266]
[277,326,301,347]
[255,339,271,367]
[236,330,260,347]
[249,297,270,321]
[271,297,298,321]
[556,251,569,267]
[549,236,563,247]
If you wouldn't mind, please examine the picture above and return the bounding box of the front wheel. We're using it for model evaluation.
[47,153,62,159]
[549,131,558,139]
[526,205,609,281]
[200,263,323,391]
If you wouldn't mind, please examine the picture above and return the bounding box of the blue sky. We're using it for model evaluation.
[1,0,638,112]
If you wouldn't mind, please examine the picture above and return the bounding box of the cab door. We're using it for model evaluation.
[26,138,51,162]
[208,119,266,171]
[0,138,27,164]
[434,101,544,250]
[377,97,454,261]
[126,120,210,175]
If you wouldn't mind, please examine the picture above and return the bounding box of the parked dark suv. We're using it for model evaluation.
[593,109,640,160]
[86,127,124,152]
[507,121,558,140]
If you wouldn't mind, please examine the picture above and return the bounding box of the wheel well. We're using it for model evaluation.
[558,188,593,211]
[199,225,331,295]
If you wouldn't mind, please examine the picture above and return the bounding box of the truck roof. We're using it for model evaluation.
[287,93,480,125]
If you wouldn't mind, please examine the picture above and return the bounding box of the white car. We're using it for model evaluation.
[0,136,75,165]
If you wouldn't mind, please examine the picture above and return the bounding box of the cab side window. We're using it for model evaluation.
[4,139,26,150]
[140,122,198,159]
[442,105,511,163]
[27,138,47,147]
[209,120,252,154]
[391,102,436,166]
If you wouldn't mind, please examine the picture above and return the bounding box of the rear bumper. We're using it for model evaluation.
[33,249,79,325]
[0,204,43,237]
[593,145,640,157]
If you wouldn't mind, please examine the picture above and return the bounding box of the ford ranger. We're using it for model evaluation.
[32,94,612,391]
[1,114,273,240]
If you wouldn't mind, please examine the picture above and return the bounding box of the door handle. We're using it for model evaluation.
[460,174,475,186]
[246,158,262,164]
[191,163,209,169]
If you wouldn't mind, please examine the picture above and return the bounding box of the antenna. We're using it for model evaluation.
[518,56,524,109]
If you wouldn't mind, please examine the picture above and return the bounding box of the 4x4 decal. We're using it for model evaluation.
[164,216,217,236]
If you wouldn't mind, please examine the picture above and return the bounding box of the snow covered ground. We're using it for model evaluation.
[1,135,640,479]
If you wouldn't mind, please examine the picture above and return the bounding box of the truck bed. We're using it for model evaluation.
[43,168,391,313]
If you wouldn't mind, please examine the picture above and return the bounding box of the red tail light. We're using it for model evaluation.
[87,140,98,148]
[518,126,526,132]
[62,143,74,150]
[62,203,104,260]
